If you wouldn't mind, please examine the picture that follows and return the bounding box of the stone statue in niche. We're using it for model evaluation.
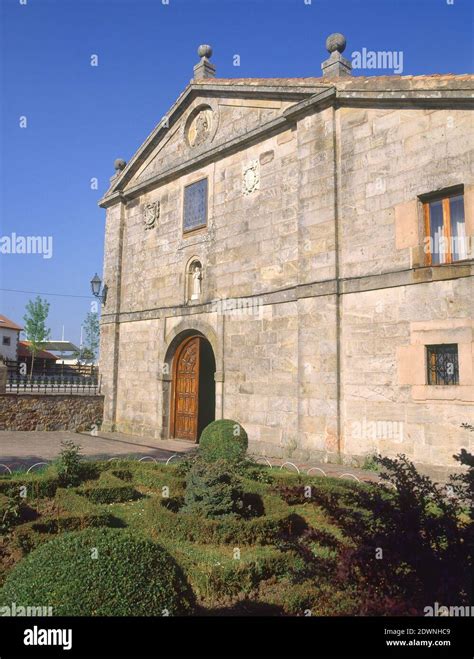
[191,265,202,300]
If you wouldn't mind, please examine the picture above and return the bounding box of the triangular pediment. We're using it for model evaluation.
[99,79,328,205]
[128,96,296,188]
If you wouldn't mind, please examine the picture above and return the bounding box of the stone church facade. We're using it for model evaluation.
[99,35,474,478]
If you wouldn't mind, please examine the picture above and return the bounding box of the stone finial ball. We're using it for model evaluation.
[197,44,212,59]
[114,158,126,172]
[326,33,346,54]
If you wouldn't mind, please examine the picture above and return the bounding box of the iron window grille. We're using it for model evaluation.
[426,344,459,385]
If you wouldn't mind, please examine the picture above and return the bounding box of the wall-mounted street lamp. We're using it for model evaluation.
[90,273,108,305]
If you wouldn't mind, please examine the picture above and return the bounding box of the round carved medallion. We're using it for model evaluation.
[186,106,213,148]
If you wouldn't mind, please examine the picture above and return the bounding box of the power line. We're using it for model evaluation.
[0,288,93,299]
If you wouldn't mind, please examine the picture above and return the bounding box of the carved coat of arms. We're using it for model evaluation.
[143,201,160,230]
[242,161,260,196]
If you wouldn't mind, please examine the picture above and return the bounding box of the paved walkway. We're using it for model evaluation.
[0,431,379,482]
[0,431,196,471]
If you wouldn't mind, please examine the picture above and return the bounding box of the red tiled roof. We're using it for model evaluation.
[18,341,57,361]
[0,314,23,331]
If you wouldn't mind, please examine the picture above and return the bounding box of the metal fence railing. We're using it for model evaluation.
[6,374,101,396]
[4,360,98,379]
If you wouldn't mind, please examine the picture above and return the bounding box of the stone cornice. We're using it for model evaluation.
[190,82,327,98]
[337,88,474,108]
[98,84,473,209]
[100,262,474,326]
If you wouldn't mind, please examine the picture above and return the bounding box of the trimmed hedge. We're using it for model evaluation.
[14,506,115,555]
[0,473,61,499]
[145,495,307,545]
[162,542,308,603]
[0,528,194,616]
[91,461,186,498]
[12,487,116,554]
[128,466,186,497]
[78,471,141,504]
[55,487,99,515]
[259,578,359,616]
[199,419,248,463]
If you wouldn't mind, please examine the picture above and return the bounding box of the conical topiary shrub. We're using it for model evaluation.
[181,458,243,519]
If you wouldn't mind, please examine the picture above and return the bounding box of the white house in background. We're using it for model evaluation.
[0,314,23,362]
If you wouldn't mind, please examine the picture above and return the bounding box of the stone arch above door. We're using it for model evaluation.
[160,319,222,377]
[158,319,224,439]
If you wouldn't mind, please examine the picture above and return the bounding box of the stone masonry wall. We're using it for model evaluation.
[100,85,473,474]
[338,105,474,479]
[0,395,104,432]
[342,280,474,480]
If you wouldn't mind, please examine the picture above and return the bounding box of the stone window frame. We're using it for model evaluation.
[419,184,466,266]
[426,343,460,386]
[397,319,473,401]
[182,176,209,236]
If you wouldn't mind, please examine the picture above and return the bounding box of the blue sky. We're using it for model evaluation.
[0,0,472,346]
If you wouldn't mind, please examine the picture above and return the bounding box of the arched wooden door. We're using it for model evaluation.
[171,336,200,441]
[170,334,216,442]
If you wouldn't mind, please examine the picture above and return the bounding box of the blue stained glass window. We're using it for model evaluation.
[183,179,208,232]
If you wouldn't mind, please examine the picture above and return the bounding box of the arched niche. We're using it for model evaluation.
[185,257,203,304]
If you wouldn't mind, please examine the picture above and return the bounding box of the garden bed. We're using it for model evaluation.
[0,448,471,616]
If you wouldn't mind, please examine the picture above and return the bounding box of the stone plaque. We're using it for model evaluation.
[183,179,208,232]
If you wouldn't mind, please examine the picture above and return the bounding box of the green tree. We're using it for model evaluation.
[81,311,100,361]
[23,297,51,376]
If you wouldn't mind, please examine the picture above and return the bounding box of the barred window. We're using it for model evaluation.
[426,344,459,385]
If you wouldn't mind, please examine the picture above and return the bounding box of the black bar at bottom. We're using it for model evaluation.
[0,615,472,659]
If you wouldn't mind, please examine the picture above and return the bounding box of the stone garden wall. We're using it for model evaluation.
[0,394,104,432]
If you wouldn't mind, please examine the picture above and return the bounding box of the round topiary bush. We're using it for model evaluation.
[199,419,248,463]
[0,528,194,616]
